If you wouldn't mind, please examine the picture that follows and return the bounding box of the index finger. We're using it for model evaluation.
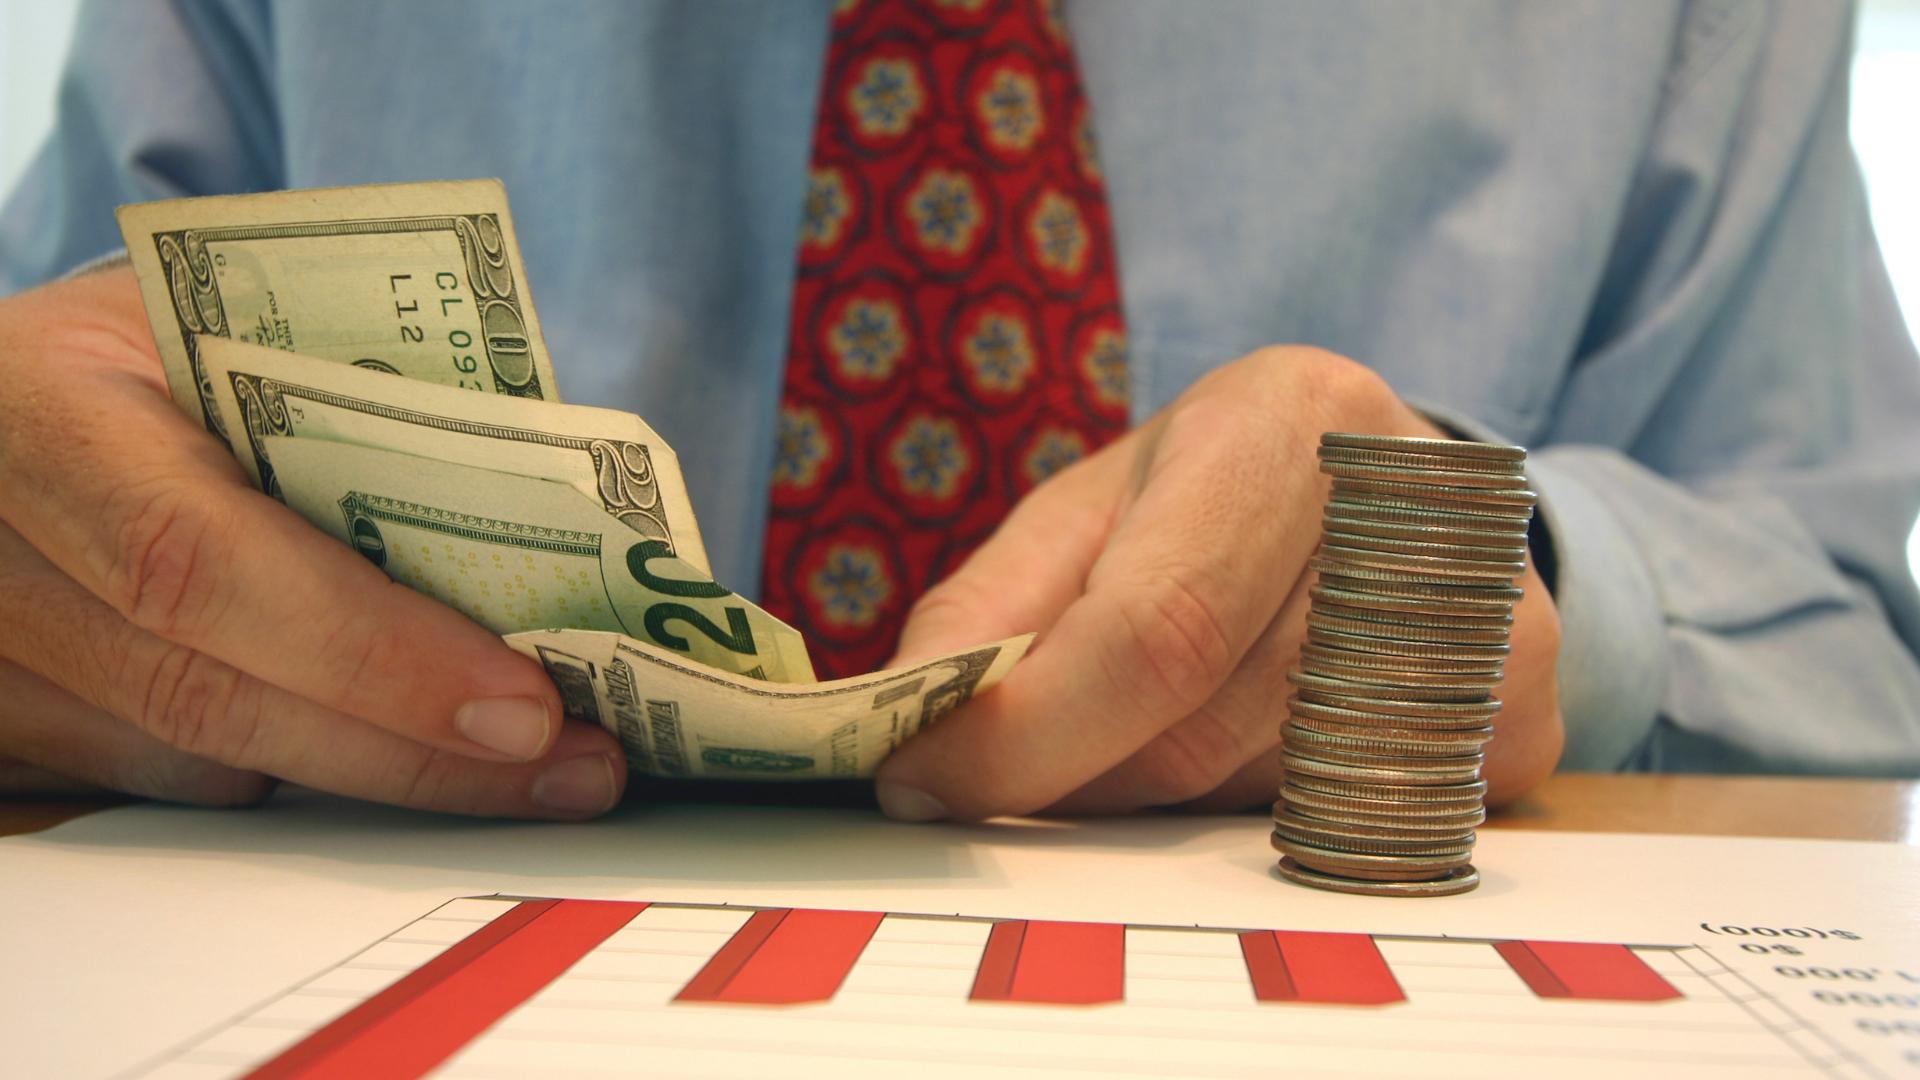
[879,394,1323,818]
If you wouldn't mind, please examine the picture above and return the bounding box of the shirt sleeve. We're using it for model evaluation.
[0,0,281,295]
[1530,3,1920,774]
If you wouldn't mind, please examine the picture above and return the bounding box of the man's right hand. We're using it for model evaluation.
[0,268,627,817]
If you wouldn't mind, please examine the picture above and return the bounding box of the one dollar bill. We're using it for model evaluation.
[118,179,561,437]
[506,628,1031,779]
[265,438,814,683]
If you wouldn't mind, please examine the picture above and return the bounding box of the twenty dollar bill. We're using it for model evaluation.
[200,336,711,575]
[507,628,1031,779]
[118,179,561,437]
[266,438,814,683]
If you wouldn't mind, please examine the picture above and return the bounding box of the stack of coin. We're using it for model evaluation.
[1272,432,1535,897]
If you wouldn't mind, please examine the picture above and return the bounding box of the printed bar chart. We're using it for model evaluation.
[1494,940,1684,1001]
[674,908,884,1005]
[1236,930,1405,1005]
[142,895,1852,1080]
[244,899,646,1080]
[970,921,1126,1004]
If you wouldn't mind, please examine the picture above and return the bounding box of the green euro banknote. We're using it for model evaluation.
[265,437,814,683]
[199,336,711,577]
[507,628,1031,779]
[118,179,560,439]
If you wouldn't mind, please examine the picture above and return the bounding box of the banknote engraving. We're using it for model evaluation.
[700,747,815,773]
[152,214,544,435]
[534,646,603,729]
[228,370,676,549]
[501,630,1029,779]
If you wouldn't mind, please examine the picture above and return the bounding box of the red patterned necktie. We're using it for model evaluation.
[760,0,1130,679]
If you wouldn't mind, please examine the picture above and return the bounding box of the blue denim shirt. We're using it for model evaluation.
[5,0,1918,775]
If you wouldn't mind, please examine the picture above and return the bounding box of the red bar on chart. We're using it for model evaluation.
[1237,930,1406,1005]
[1495,940,1682,1001]
[675,908,884,1005]
[970,920,1124,1005]
[248,898,648,1080]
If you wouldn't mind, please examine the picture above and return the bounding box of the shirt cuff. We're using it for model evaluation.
[1518,447,1669,770]
[58,248,130,280]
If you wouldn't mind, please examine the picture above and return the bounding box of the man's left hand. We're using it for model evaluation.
[874,346,1564,820]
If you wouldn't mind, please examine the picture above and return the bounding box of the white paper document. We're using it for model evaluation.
[2,793,1916,1078]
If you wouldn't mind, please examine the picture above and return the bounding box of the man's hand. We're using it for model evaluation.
[876,347,1563,820]
[0,269,626,816]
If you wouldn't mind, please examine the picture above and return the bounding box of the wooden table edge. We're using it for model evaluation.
[2,774,1916,842]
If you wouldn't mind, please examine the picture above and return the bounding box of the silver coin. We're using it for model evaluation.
[1288,697,1502,731]
[1284,774,1488,804]
[1311,575,1524,606]
[1272,834,1476,877]
[1316,445,1525,475]
[1287,669,1494,703]
[1275,857,1480,897]
[1283,737,1489,769]
[1278,805,1476,837]
[1320,433,1525,463]
[1311,599,1515,631]
[1289,706,1499,739]
[1311,557,1525,590]
[1282,807,1486,839]
[1332,476,1539,507]
[1284,719,1492,750]
[1327,499,1533,532]
[1306,624,1511,662]
[1320,461,1535,491]
[1290,691,1504,720]
[1329,490,1537,519]
[1297,663,1505,693]
[1281,788,1488,827]
[1300,643,1505,677]
[1324,514,1530,550]
[1283,752,1483,786]
[1311,586,1519,620]
[1288,712,1495,745]
[1318,546,1528,580]
[1322,530,1530,564]
[1299,641,1506,672]
[1274,807,1477,843]
[1307,611,1513,646]
[1272,823,1475,859]
[1281,738,1486,773]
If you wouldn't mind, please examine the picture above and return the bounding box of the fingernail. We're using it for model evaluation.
[877,781,949,823]
[532,754,620,816]
[455,696,552,760]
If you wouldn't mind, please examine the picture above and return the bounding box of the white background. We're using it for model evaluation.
[3,0,1919,576]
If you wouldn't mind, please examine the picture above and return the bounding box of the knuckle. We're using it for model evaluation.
[317,610,403,704]
[904,575,995,635]
[104,481,227,638]
[399,753,455,809]
[385,750,480,813]
[135,645,257,762]
[966,775,1057,820]
[1131,713,1249,806]
[125,754,275,808]
[1107,571,1238,710]
[1294,347,1394,412]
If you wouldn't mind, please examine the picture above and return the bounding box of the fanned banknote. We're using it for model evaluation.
[133,179,1030,777]
[265,438,814,684]
[199,336,711,576]
[506,628,1030,779]
[118,180,560,437]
